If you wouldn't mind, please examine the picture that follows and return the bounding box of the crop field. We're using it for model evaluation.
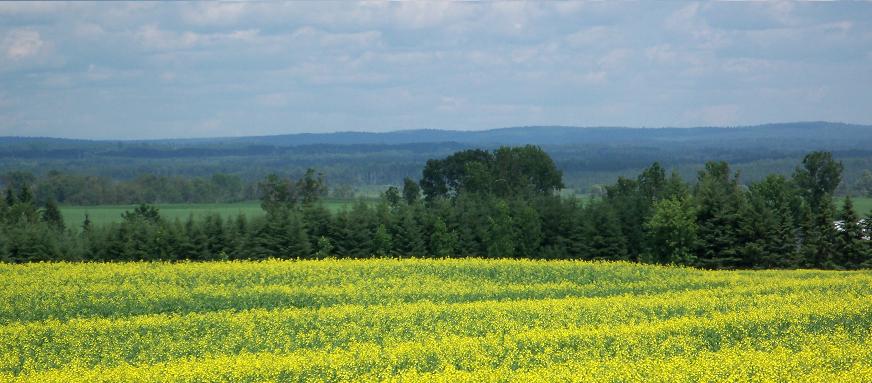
[0,259,870,382]
[59,200,361,227]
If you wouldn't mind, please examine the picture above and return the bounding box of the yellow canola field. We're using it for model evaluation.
[0,259,870,382]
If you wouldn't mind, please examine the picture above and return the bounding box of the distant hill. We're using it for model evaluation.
[4,121,872,150]
[149,121,872,150]
[2,121,872,194]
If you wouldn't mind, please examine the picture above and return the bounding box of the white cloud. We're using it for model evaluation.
[180,2,249,26]
[3,29,44,60]
[135,25,261,51]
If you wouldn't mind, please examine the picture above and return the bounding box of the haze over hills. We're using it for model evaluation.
[2,121,872,195]
[3,121,872,149]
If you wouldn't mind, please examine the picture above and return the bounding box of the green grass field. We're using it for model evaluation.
[60,200,362,227]
[843,196,872,215]
[0,259,869,382]
[61,196,871,228]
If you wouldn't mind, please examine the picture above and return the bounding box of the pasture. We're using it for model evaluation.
[1,259,870,382]
[844,196,872,215]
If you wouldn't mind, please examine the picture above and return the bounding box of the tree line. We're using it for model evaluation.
[0,146,870,269]
[0,170,367,205]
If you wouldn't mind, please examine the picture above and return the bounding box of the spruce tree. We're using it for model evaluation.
[585,203,628,261]
[837,196,866,268]
[485,200,515,258]
[372,223,393,257]
[430,217,456,258]
[511,200,542,259]
[41,199,65,231]
[392,206,424,257]
[302,205,332,252]
[694,162,745,269]
[314,236,334,258]
[202,214,228,259]
[284,211,311,259]
[402,177,420,205]
[452,194,486,257]
[346,201,374,258]
[862,210,872,268]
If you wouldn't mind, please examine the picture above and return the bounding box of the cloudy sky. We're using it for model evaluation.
[1,2,871,139]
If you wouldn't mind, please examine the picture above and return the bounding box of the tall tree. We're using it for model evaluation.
[383,186,401,208]
[297,168,327,206]
[372,224,393,257]
[583,203,628,261]
[837,196,866,268]
[259,174,297,214]
[402,177,420,205]
[41,199,65,231]
[430,216,457,258]
[643,197,697,265]
[511,200,542,259]
[793,151,842,215]
[694,161,745,269]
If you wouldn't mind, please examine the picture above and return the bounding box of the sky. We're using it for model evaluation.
[1,2,871,139]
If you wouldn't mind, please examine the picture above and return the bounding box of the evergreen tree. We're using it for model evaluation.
[535,196,575,259]
[452,194,487,257]
[314,236,333,259]
[228,214,248,259]
[793,151,842,215]
[4,188,15,207]
[744,175,800,268]
[6,223,60,262]
[511,200,542,259]
[694,162,745,269]
[604,177,646,261]
[202,214,228,260]
[485,200,514,258]
[122,204,161,225]
[179,215,209,260]
[346,201,374,258]
[329,211,352,257]
[799,199,839,269]
[0,230,8,263]
[737,192,781,268]
[584,203,628,261]
[567,204,593,260]
[391,206,425,257]
[41,199,65,231]
[402,177,420,205]
[863,210,872,268]
[383,187,401,208]
[297,168,327,206]
[284,210,311,259]
[302,204,332,251]
[372,223,393,257]
[82,214,93,234]
[837,196,866,268]
[430,217,457,258]
[17,186,33,204]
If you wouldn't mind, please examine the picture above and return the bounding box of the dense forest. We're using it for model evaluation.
[1,145,870,269]
[4,122,872,200]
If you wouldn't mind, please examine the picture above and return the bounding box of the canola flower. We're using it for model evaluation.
[0,259,870,382]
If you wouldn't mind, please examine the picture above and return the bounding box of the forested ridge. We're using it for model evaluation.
[5,122,872,199]
[1,145,870,269]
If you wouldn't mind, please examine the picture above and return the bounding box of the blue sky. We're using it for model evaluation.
[1,2,871,139]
